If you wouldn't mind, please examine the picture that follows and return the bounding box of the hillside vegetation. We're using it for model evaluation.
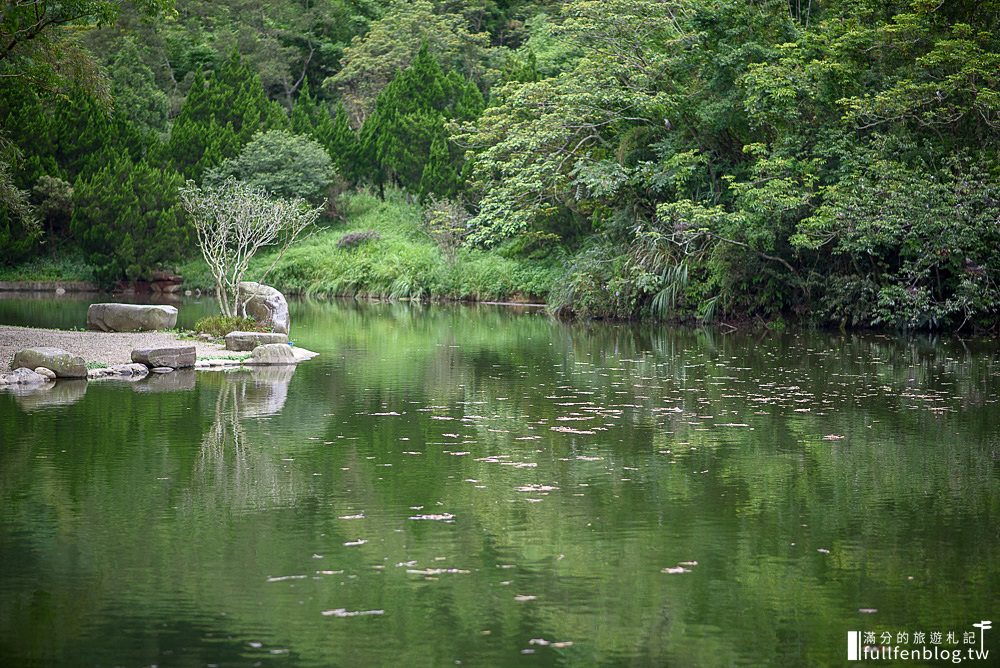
[1,0,998,330]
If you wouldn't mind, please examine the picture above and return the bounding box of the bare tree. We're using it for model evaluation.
[179,178,321,317]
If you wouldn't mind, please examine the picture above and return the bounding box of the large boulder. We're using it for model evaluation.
[225,331,289,351]
[237,282,289,334]
[12,347,87,378]
[246,343,297,365]
[131,346,196,369]
[87,303,178,332]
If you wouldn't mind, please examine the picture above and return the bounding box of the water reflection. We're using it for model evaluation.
[194,367,298,513]
[11,379,87,411]
[0,301,997,667]
[133,368,198,393]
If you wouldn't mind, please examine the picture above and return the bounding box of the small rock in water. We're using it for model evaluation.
[33,367,57,381]
[151,367,175,374]
[7,368,47,385]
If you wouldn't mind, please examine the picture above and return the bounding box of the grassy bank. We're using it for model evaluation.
[179,190,560,303]
[0,252,96,283]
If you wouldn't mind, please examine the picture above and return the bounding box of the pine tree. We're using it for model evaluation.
[167,52,289,180]
[328,103,359,182]
[358,44,474,195]
[71,150,189,284]
[419,130,460,200]
[290,81,361,184]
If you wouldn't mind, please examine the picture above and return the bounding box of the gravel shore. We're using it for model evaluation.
[0,325,230,372]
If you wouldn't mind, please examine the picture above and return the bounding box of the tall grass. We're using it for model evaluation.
[182,189,560,303]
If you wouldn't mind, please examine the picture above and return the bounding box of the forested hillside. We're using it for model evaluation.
[1,0,998,330]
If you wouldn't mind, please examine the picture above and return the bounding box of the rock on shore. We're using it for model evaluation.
[12,347,87,378]
[87,303,178,332]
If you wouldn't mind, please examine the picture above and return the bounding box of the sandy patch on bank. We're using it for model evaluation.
[0,325,235,372]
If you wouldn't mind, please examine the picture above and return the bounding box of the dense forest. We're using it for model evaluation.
[1,0,998,331]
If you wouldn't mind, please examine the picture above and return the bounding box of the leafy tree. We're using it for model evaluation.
[31,176,74,240]
[326,0,490,125]
[206,130,334,205]
[0,141,41,263]
[70,150,189,284]
[179,178,321,317]
[459,0,1000,328]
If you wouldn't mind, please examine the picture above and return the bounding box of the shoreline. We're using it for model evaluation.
[0,325,235,373]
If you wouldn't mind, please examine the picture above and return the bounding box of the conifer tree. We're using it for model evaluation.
[419,130,460,200]
[359,44,477,196]
[71,150,189,284]
[328,103,360,182]
[167,52,288,180]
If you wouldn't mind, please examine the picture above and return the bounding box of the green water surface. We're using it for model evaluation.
[0,297,997,666]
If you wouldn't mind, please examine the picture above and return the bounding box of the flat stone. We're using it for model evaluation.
[12,347,87,378]
[150,367,175,374]
[238,282,290,334]
[34,367,57,380]
[131,345,196,369]
[224,331,289,351]
[245,343,298,365]
[291,347,319,362]
[89,363,150,380]
[87,303,178,332]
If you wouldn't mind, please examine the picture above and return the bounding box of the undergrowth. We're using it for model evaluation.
[181,190,560,302]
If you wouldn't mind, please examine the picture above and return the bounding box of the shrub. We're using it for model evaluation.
[194,315,269,337]
[205,130,334,205]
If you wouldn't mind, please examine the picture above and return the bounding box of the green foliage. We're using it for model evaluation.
[106,36,170,136]
[0,0,171,100]
[193,315,268,337]
[290,80,359,181]
[326,0,490,125]
[70,150,189,284]
[360,45,481,197]
[31,175,74,239]
[0,250,95,281]
[0,140,40,262]
[461,0,1000,329]
[206,130,334,205]
[167,53,289,179]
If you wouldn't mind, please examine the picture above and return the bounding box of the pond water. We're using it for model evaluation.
[1,296,997,666]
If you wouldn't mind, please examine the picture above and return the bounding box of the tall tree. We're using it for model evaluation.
[360,45,482,196]
[166,51,288,179]
[70,149,189,284]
